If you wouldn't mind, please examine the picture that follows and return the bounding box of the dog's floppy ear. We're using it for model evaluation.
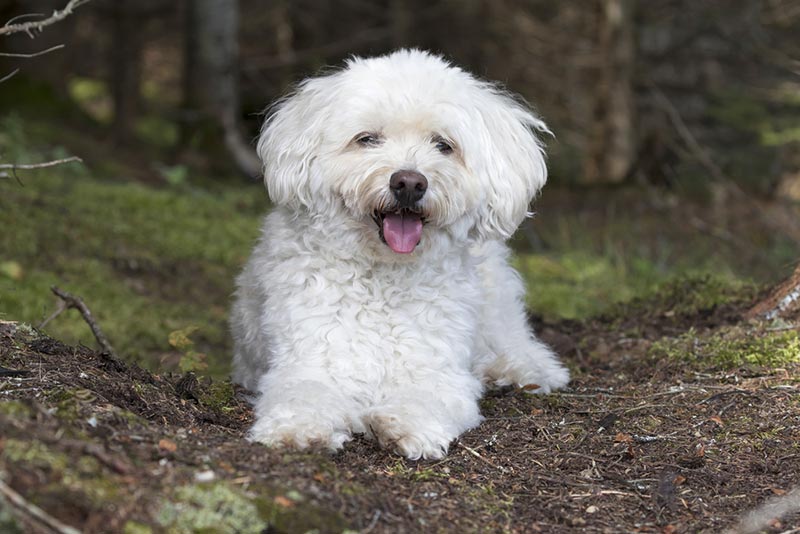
[257,77,332,209]
[468,87,550,240]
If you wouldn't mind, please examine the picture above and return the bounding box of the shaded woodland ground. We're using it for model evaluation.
[2,281,800,533]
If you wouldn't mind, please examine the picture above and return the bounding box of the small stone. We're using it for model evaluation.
[194,470,215,482]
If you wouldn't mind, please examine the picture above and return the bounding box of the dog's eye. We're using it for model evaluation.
[433,136,454,155]
[355,133,381,147]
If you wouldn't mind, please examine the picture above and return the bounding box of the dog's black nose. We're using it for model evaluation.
[390,170,428,207]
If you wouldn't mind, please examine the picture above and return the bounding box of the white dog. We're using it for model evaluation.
[230,49,569,460]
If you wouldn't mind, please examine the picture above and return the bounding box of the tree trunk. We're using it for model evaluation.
[391,0,411,48]
[111,0,142,144]
[194,0,260,177]
[747,264,800,321]
[584,0,635,184]
[179,0,199,147]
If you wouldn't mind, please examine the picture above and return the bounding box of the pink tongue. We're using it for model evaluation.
[382,212,423,253]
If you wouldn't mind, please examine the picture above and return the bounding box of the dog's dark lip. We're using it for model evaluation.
[372,208,427,245]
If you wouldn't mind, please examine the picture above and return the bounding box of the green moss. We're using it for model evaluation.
[157,482,345,534]
[112,407,147,426]
[636,415,663,433]
[2,437,125,510]
[0,400,32,419]
[465,482,514,519]
[45,388,82,422]
[0,501,24,534]
[410,467,447,482]
[2,439,69,472]
[158,483,267,533]
[634,273,754,317]
[123,521,153,534]
[255,493,348,534]
[649,327,800,369]
[199,380,236,413]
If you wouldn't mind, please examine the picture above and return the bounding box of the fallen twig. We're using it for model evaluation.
[456,441,507,473]
[49,286,118,360]
[569,490,640,499]
[698,389,751,404]
[361,510,382,534]
[0,478,82,534]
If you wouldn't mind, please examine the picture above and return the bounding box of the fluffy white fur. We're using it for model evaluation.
[231,49,569,460]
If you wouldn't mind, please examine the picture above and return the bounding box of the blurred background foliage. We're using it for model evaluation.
[1,0,799,375]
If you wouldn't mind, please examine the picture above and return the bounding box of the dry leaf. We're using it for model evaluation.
[274,495,294,508]
[522,384,541,391]
[158,438,177,452]
[614,433,633,443]
[708,415,724,426]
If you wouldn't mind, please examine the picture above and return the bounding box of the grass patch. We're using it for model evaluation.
[516,251,753,321]
[515,251,661,320]
[0,114,264,375]
[649,326,800,369]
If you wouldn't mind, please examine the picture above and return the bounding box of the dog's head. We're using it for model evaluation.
[257,49,549,254]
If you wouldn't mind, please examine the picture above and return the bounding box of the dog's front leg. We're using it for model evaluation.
[476,241,570,392]
[365,371,483,460]
[248,367,364,452]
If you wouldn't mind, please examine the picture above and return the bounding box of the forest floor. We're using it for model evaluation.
[2,284,799,533]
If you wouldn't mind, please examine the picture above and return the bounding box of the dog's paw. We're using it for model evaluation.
[248,416,351,452]
[488,342,571,394]
[365,411,453,460]
[519,360,570,394]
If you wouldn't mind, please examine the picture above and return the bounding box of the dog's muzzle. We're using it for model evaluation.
[371,170,428,254]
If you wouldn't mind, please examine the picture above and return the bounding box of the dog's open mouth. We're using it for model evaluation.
[372,208,425,254]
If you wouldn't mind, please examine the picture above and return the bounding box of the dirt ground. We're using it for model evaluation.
[1,290,799,534]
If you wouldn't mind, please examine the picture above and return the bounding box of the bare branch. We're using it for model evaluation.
[0,0,90,37]
[38,300,67,330]
[0,68,19,84]
[49,286,118,361]
[0,479,82,534]
[0,44,65,58]
[4,13,47,26]
[0,156,82,173]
